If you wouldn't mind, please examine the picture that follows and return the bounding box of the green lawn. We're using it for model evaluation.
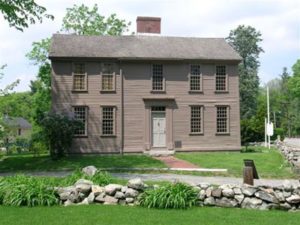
[176,147,296,178]
[0,154,165,172]
[0,205,299,225]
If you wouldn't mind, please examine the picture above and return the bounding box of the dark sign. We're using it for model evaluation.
[244,159,259,179]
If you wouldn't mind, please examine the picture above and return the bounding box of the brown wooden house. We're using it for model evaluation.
[49,17,242,154]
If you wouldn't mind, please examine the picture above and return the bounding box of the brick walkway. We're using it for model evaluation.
[154,156,199,169]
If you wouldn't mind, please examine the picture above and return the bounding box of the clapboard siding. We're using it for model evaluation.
[51,60,241,153]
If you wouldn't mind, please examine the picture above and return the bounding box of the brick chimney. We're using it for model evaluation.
[136,16,161,34]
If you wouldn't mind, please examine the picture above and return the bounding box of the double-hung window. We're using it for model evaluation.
[216,106,229,134]
[73,106,88,136]
[152,64,164,91]
[73,63,87,91]
[101,106,116,136]
[101,63,115,92]
[190,65,202,91]
[215,65,227,92]
[190,105,203,134]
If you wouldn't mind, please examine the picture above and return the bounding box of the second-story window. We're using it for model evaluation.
[152,64,164,91]
[73,63,87,91]
[101,63,115,92]
[190,65,202,91]
[215,65,227,92]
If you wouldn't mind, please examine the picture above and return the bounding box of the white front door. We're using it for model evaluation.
[152,112,166,147]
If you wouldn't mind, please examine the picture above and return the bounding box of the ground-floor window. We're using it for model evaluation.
[216,106,229,134]
[73,106,88,136]
[190,105,203,134]
[101,106,116,136]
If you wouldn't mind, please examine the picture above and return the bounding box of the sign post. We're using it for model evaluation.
[266,86,273,149]
[243,159,259,185]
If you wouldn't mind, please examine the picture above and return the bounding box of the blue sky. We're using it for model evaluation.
[0,0,299,92]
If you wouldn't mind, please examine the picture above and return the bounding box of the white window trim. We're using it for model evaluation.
[72,62,88,92]
[72,105,88,137]
[215,65,228,93]
[189,64,203,93]
[100,105,117,137]
[189,105,204,135]
[215,105,230,135]
[151,64,165,92]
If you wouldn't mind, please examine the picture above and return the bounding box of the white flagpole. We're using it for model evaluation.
[267,86,270,149]
[265,117,267,147]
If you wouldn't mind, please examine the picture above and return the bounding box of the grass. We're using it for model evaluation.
[176,146,296,178]
[0,154,165,172]
[0,205,299,225]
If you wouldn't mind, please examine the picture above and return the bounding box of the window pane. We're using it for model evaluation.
[102,107,114,135]
[74,106,87,135]
[190,65,201,91]
[152,64,163,90]
[217,106,228,133]
[190,106,202,133]
[73,74,86,90]
[73,63,86,90]
[216,65,226,91]
[102,74,114,90]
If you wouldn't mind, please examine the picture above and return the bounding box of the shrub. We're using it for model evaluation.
[29,131,49,156]
[39,112,82,160]
[0,175,58,206]
[61,169,112,186]
[139,182,197,209]
[273,128,285,141]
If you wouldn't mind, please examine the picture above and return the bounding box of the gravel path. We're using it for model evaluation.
[0,171,298,187]
[111,173,300,187]
[284,138,300,148]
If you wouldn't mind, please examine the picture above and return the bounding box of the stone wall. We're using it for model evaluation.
[56,178,145,206]
[196,182,300,211]
[56,176,300,211]
[276,140,300,173]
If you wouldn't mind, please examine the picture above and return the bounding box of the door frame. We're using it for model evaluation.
[143,98,175,151]
[151,110,166,148]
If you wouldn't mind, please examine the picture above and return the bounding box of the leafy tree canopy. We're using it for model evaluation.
[26,38,51,65]
[61,4,131,35]
[226,25,264,119]
[0,0,54,31]
[0,64,20,96]
[288,59,300,98]
[226,25,264,71]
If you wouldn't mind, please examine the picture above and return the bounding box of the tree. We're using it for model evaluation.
[226,25,264,119]
[0,0,54,31]
[288,59,300,98]
[26,38,51,123]
[26,38,51,65]
[0,92,33,119]
[61,4,131,35]
[0,64,20,96]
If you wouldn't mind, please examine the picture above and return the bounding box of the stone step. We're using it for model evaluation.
[144,150,175,157]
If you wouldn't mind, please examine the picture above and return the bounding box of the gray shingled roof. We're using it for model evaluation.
[49,34,242,61]
[3,117,32,129]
